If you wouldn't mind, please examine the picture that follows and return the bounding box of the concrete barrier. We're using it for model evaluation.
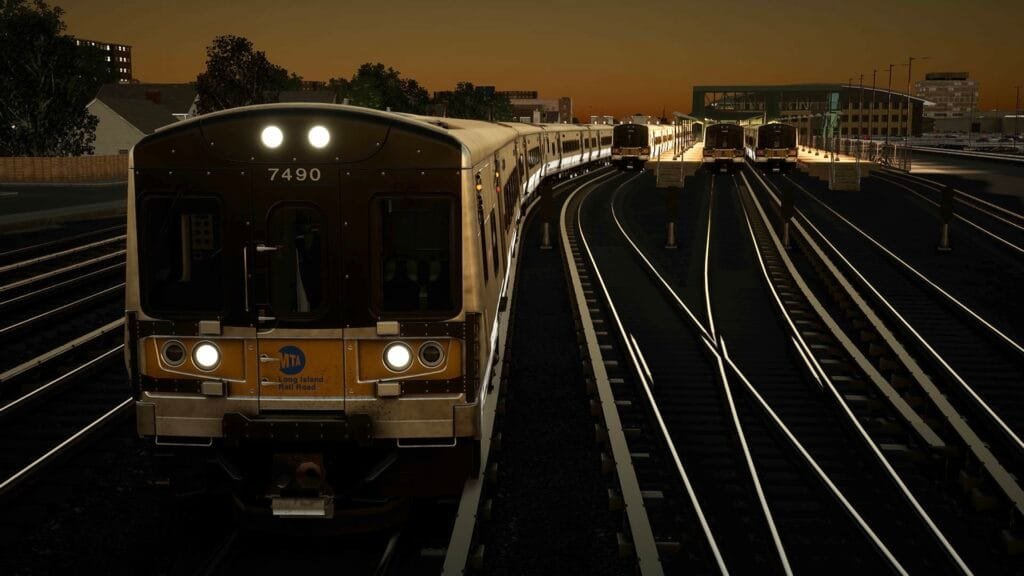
[0,154,129,183]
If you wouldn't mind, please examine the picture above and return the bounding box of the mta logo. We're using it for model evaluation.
[279,345,306,375]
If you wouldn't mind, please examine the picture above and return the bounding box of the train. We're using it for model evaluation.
[702,123,745,171]
[744,123,798,170]
[124,103,612,519]
[611,121,678,170]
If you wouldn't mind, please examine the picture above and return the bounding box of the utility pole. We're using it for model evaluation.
[1016,85,1020,144]
[870,69,877,142]
[886,64,894,145]
[905,56,929,149]
[858,74,865,139]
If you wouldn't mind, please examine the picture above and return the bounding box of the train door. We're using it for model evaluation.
[248,172,345,413]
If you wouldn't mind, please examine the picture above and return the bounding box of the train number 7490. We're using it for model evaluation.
[267,167,322,182]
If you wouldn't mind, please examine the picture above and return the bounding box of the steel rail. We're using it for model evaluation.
[879,168,1024,228]
[441,170,619,575]
[0,224,125,262]
[0,234,126,275]
[0,345,123,418]
[734,181,922,574]
[0,262,124,311]
[610,176,907,575]
[0,250,126,296]
[577,173,719,575]
[745,165,983,569]
[0,283,124,338]
[782,174,1024,432]
[0,397,133,497]
[0,318,125,384]
[873,173,1023,254]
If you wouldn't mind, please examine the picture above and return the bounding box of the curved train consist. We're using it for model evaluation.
[611,121,677,169]
[124,103,612,517]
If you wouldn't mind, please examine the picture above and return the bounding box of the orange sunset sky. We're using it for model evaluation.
[60,0,1022,120]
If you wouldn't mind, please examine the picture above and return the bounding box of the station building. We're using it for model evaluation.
[691,84,930,141]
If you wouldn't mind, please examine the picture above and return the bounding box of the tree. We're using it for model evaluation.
[194,35,296,114]
[331,63,429,114]
[0,0,114,156]
[434,82,512,122]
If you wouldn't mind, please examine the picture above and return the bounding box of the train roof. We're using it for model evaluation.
[147,103,607,169]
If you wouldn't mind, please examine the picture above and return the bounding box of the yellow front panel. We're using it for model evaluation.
[257,339,344,407]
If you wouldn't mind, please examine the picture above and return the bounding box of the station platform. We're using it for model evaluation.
[0,182,126,233]
[646,142,705,187]
[796,145,875,191]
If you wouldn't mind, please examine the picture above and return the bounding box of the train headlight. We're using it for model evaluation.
[160,340,186,367]
[261,126,284,149]
[383,342,413,373]
[308,125,330,149]
[193,341,221,371]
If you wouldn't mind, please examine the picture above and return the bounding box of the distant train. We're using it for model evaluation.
[702,123,745,171]
[612,122,678,170]
[124,103,612,519]
[744,123,798,170]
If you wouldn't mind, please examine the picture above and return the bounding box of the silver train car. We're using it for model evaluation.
[611,122,678,169]
[702,123,745,171]
[744,123,798,170]
[124,103,612,518]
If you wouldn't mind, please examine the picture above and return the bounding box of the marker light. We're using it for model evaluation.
[193,342,221,371]
[161,340,186,367]
[419,341,445,368]
[383,342,413,372]
[308,125,330,149]
[261,126,284,149]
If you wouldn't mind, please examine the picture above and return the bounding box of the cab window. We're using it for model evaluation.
[374,196,458,315]
[139,195,223,316]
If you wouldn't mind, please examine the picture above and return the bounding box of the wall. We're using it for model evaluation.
[0,154,129,183]
[88,99,146,155]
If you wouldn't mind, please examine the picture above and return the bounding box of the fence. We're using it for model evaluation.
[803,135,912,172]
[0,154,129,183]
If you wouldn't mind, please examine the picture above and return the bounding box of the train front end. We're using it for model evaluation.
[124,104,481,520]
[702,123,745,171]
[612,123,650,170]
[750,123,798,171]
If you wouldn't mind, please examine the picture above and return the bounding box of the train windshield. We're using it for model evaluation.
[375,196,456,315]
[139,195,223,315]
[614,125,648,148]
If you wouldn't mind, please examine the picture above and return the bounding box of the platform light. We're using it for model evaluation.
[261,126,284,149]
[383,342,413,372]
[193,341,221,371]
[308,125,330,149]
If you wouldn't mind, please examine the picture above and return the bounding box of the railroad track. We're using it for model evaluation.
[0,231,126,307]
[0,220,125,267]
[193,499,458,576]
[602,170,981,574]
[744,165,1023,572]
[874,168,1023,255]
